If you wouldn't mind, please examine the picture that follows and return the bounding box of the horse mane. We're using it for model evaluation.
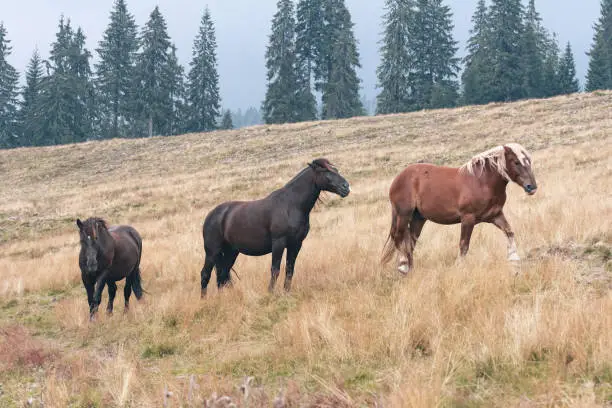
[285,166,312,186]
[459,143,531,180]
[282,162,329,208]
[86,217,109,230]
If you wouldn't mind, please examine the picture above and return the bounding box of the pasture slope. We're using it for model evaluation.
[0,91,611,407]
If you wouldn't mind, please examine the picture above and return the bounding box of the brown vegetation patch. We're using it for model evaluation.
[0,325,55,371]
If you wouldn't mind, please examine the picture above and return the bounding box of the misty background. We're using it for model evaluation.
[1,0,600,112]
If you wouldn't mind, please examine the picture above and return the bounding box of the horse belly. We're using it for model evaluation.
[227,229,272,256]
[416,180,462,225]
[238,247,271,256]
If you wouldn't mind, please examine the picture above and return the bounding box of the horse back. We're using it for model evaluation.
[390,163,461,199]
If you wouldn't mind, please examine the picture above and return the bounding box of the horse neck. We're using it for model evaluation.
[97,226,114,251]
[283,168,321,212]
[480,161,509,193]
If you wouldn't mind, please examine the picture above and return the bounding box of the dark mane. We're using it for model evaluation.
[311,158,337,172]
[284,166,313,187]
[84,217,109,229]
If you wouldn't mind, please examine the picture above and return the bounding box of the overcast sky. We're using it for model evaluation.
[1,0,600,111]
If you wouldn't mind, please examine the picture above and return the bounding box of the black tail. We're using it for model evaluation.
[128,228,146,299]
[132,268,144,299]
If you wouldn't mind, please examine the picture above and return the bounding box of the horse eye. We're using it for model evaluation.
[515,161,521,166]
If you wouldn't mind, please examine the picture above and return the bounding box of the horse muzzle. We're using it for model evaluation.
[524,184,537,195]
[338,183,350,198]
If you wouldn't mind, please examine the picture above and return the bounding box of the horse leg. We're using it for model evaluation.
[284,241,302,292]
[394,213,413,274]
[124,274,133,312]
[217,247,239,289]
[106,281,117,315]
[491,213,520,261]
[92,270,109,320]
[268,238,286,293]
[407,217,426,270]
[82,275,96,319]
[459,216,476,257]
[200,255,216,298]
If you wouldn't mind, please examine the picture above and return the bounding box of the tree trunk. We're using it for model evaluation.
[148,116,153,138]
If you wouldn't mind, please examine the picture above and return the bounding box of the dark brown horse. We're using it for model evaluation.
[77,217,144,320]
[382,143,537,274]
[200,158,350,296]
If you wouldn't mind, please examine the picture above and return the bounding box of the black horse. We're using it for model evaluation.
[200,158,350,296]
[77,217,144,320]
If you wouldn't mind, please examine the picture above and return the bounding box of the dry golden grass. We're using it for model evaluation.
[0,92,611,407]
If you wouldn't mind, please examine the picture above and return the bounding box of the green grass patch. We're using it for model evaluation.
[142,342,178,359]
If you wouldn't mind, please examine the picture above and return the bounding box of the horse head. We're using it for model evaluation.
[76,217,110,275]
[309,158,350,198]
[503,144,538,195]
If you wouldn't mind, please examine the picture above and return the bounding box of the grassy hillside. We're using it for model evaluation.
[0,92,611,407]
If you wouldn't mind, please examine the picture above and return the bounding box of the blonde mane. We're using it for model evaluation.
[459,143,532,180]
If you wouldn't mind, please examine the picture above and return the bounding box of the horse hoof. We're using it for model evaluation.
[397,264,410,275]
[508,253,521,262]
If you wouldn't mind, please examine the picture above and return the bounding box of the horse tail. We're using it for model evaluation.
[132,267,144,299]
[128,228,146,299]
[381,206,400,265]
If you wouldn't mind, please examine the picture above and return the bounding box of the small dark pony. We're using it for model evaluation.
[200,158,350,296]
[382,143,538,273]
[77,217,144,320]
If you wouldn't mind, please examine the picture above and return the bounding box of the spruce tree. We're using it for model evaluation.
[0,23,20,148]
[586,0,612,91]
[558,42,580,94]
[262,0,300,124]
[487,0,525,102]
[409,0,459,109]
[186,7,220,132]
[319,0,364,119]
[36,18,94,145]
[294,59,318,121]
[166,44,187,135]
[19,49,45,146]
[68,28,96,142]
[220,109,233,129]
[462,0,492,105]
[95,0,139,139]
[294,0,321,120]
[134,6,174,137]
[244,106,262,126]
[521,0,547,98]
[541,33,560,97]
[296,0,324,84]
[376,0,413,114]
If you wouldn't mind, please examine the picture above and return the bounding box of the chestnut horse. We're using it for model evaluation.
[77,217,144,320]
[382,143,537,274]
[200,158,350,296]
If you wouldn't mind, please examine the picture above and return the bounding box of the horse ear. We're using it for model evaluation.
[76,219,83,229]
